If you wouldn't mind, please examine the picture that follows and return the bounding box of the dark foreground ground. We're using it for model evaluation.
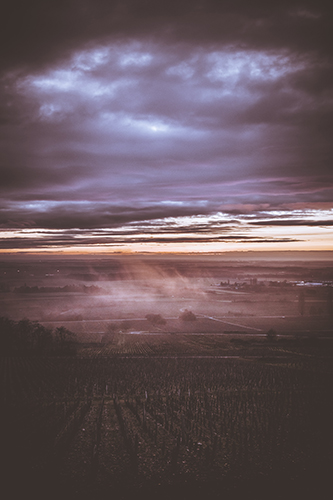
[2,335,333,500]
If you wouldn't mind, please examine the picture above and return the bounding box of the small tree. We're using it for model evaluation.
[54,326,76,355]
[266,328,277,341]
[180,310,196,321]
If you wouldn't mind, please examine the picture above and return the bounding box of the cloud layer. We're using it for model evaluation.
[1,1,332,252]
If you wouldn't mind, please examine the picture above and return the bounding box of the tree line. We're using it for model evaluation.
[0,317,77,355]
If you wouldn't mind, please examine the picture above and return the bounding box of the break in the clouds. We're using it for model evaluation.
[1,1,333,252]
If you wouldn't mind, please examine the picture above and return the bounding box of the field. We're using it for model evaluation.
[1,254,333,499]
[2,344,333,500]
[1,254,332,337]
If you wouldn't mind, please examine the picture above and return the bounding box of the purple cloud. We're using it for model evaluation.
[0,1,332,252]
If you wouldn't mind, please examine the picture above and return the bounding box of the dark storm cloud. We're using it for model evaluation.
[250,219,333,227]
[0,201,217,230]
[0,232,298,251]
[0,1,332,250]
[1,1,333,73]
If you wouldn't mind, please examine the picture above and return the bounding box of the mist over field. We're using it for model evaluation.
[1,253,332,339]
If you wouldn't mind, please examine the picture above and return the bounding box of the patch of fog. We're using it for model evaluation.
[33,260,213,323]
[81,260,210,314]
[5,258,259,324]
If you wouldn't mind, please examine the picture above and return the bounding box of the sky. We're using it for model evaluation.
[1,0,333,254]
